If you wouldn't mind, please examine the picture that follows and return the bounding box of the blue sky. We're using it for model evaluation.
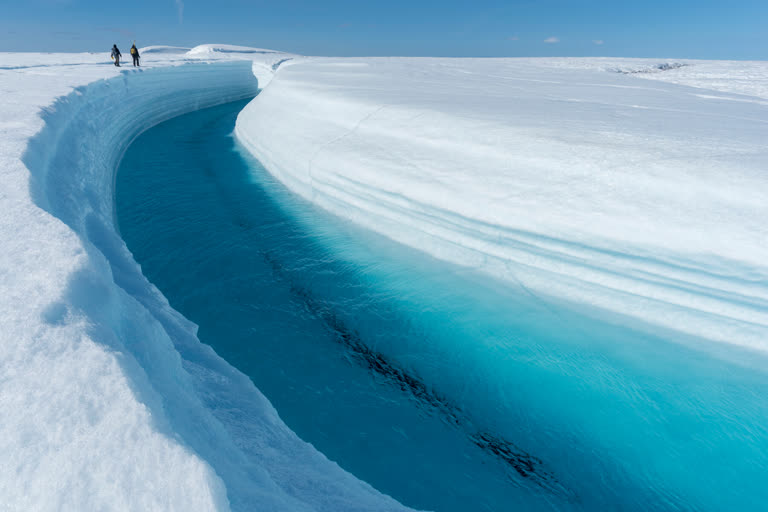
[1,0,766,59]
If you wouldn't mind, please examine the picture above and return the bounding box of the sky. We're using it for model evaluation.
[0,0,766,59]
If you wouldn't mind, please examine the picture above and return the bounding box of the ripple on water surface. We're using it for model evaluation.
[117,99,768,512]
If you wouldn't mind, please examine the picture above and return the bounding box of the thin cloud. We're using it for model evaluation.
[507,36,519,41]
[174,0,184,24]
[544,37,559,44]
[593,39,604,45]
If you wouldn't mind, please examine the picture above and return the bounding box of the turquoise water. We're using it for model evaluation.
[116,99,768,512]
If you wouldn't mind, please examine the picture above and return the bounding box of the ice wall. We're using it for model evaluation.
[4,59,411,512]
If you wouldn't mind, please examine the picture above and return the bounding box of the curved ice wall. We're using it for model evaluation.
[235,58,768,354]
[8,61,412,512]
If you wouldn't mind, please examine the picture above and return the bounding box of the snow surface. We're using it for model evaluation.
[236,57,768,354]
[0,50,411,511]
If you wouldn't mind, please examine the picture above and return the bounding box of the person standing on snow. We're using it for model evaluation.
[111,44,122,67]
[130,43,140,67]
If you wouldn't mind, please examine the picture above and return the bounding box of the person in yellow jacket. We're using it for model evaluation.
[130,43,140,67]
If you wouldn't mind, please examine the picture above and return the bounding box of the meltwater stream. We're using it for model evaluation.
[117,99,768,512]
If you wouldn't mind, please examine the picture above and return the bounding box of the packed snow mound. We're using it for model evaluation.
[187,44,281,55]
[236,56,768,355]
[140,45,191,54]
[1,50,414,512]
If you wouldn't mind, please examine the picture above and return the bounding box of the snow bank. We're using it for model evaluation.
[236,57,768,354]
[1,52,412,511]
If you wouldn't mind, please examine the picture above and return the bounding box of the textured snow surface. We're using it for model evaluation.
[236,57,768,354]
[538,57,768,100]
[0,51,411,512]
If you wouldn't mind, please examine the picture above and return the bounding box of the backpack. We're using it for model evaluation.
[130,47,137,55]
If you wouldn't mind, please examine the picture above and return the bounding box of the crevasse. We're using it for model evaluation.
[13,60,412,512]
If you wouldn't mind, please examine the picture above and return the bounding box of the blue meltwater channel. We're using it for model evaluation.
[116,99,768,512]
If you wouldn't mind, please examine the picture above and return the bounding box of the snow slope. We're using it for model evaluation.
[0,51,411,511]
[236,57,768,354]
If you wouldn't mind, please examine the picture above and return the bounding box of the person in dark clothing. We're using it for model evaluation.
[111,44,122,67]
[130,43,140,67]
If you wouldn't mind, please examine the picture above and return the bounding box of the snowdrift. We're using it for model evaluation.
[2,56,411,512]
[236,57,768,354]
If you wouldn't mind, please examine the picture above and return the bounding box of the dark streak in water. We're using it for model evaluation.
[259,247,577,502]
